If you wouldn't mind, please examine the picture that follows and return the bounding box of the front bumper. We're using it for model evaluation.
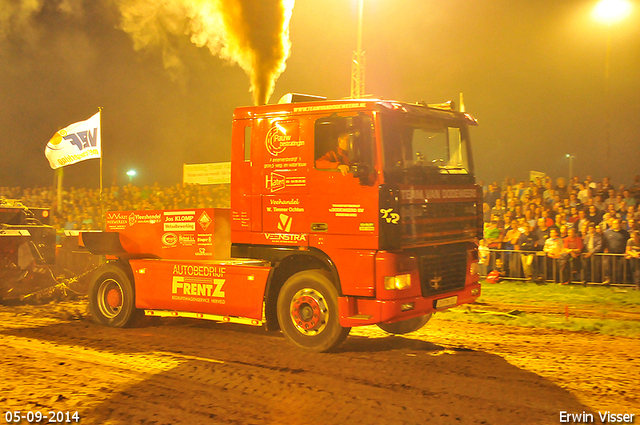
[338,282,481,327]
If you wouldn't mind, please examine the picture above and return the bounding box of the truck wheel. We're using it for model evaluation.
[89,263,140,328]
[377,314,432,335]
[277,270,350,352]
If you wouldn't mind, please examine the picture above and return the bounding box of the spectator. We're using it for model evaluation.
[600,177,614,198]
[582,223,603,283]
[503,219,521,276]
[586,205,602,224]
[478,239,490,276]
[555,177,568,199]
[485,183,501,208]
[541,209,555,228]
[623,190,636,207]
[491,198,506,221]
[483,203,491,222]
[484,220,502,250]
[574,210,588,234]
[577,183,589,204]
[568,206,579,224]
[516,224,537,281]
[605,203,620,220]
[604,189,617,208]
[64,214,77,231]
[560,227,583,284]
[544,228,564,282]
[543,183,555,205]
[568,193,581,209]
[603,219,629,284]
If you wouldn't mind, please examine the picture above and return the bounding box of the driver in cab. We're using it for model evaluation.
[315,132,351,176]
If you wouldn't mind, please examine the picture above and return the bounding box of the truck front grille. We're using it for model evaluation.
[413,243,467,297]
[400,202,477,246]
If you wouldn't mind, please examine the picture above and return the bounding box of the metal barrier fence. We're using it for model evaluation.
[480,249,640,286]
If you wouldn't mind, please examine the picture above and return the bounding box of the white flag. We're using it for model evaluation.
[45,111,101,170]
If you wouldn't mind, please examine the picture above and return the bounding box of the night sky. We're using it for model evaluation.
[1,0,639,189]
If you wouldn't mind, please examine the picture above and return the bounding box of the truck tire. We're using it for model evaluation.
[377,314,432,335]
[277,270,350,352]
[88,263,141,328]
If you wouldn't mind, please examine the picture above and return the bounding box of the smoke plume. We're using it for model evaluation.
[115,0,295,105]
[0,0,44,41]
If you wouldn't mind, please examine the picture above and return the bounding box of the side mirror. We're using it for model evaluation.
[351,163,374,185]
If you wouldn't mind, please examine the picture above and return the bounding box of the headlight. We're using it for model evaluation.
[384,274,411,290]
[470,262,479,275]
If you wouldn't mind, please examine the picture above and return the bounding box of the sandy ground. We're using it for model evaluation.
[1,300,638,425]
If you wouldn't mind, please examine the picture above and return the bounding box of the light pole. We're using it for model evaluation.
[565,154,575,181]
[126,169,136,184]
[592,0,632,175]
[351,0,365,98]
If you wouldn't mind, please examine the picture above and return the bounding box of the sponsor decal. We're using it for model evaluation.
[162,232,178,247]
[265,172,307,192]
[127,212,162,227]
[48,127,98,152]
[179,234,196,246]
[329,204,364,217]
[106,212,129,229]
[430,276,442,290]
[359,222,375,232]
[164,222,196,232]
[266,198,304,214]
[198,210,212,231]
[173,264,226,277]
[292,102,366,113]
[265,121,302,156]
[171,266,226,304]
[164,211,195,222]
[380,208,400,224]
[400,188,477,202]
[195,247,213,256]
[197,234,213,246]
[264,156,307,170]
[264,233,307,243]
[277,214,293,232]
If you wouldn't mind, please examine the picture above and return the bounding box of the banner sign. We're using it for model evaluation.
[45,112,101,170]
[183,162,231,185]
[529,171,546,182]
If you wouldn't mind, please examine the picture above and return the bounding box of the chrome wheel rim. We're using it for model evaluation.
[97,278,123,319]
[290,288,328,335]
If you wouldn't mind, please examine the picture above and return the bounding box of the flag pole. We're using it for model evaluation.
[98,107,104,229]
[57,167,63,215]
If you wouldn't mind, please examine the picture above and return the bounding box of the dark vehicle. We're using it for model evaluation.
[0,199,56,302]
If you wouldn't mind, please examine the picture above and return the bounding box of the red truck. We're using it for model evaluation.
[83,94,482,352]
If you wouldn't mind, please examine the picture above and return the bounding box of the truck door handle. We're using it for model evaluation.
[311,223,328,232]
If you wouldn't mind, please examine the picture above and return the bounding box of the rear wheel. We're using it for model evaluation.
[88,263,141,328]
[277,270,350,352]
[377,314,432,335]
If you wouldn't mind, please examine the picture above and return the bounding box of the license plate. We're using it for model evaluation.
[435,296,458,309]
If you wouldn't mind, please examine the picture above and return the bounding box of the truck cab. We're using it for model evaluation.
[230,96,481,346]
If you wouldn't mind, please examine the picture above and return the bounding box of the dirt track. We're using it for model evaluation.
[1,300,638,425]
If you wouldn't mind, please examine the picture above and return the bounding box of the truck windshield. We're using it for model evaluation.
[381,114,470,174]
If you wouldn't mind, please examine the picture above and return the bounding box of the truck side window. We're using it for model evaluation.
[314,115,373,173]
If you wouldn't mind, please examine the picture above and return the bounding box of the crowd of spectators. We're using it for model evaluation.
[480,175,640,288]
[0,183,230,240]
